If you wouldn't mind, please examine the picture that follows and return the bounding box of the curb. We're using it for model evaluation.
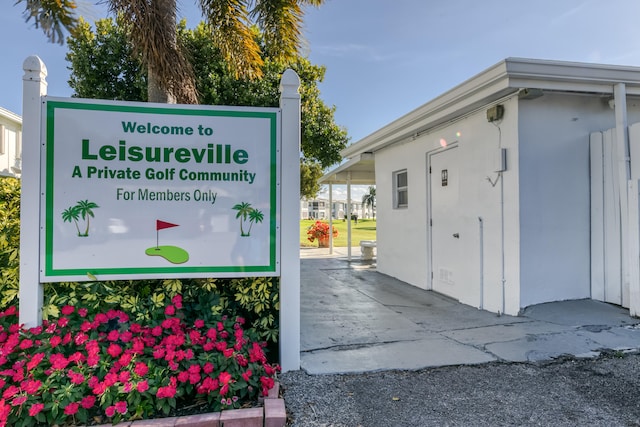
[90,383,285,427]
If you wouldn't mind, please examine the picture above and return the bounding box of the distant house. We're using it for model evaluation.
[300,198,364,220]
[321,58,640,317]
[0,107,22,178]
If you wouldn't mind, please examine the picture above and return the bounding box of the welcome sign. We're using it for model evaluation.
[40,98,280,281]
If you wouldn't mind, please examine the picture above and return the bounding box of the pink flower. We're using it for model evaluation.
[156,385,176,399]
[105,405,116,417]
[107,343,122,358]
[194,319,205,328]
[134,362,149,377]
[23,379,41,395]
[68,371,85,385]
[151,326,163,336]
[118,370,131,383]
[61,305,75,315]
[29,403,44,416]
[136,380,149,393]
[64,402,79,415]
[107,330,120,341]
[164,305,176,316]
[242,370,252,382]
[118,352,133,367]
[115,401,127,414]
[203,362,214,374]
[81,395,96,409]
[177,371,189,383]
[78,308,88,317]
[49,335,62,348]
[120,331,133,342]
[74,333,88,346]
[49,354,69,370]
[171,294,183,308]
[57,317,69,328]
[19,339,33,350]
[11,395,27,406]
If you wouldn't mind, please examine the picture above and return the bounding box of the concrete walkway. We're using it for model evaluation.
[299,246,640,374]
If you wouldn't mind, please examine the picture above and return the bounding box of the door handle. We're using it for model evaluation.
[453,233,459,238]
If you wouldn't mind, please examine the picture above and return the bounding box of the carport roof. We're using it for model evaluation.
[318,152,375,185]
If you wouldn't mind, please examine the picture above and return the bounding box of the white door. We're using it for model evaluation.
[429,146,462,300]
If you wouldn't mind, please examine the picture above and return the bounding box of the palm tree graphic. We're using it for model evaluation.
[61,206,81,236]
[247,208,264,236]
[232,202,263,237]
[62,200,99,237]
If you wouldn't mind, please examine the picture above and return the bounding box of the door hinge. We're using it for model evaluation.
[429,166,432,174]
[430,218,432,226]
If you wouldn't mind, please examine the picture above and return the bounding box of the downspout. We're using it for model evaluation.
[479,216,484,310]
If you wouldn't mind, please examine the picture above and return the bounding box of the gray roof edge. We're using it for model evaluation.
[0,107,22,125]
[342,57,640,158]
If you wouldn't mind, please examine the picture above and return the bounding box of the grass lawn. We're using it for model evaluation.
[300,219,376,247]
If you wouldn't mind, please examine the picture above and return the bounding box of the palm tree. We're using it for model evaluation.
[362,186,376,219]
[75,200,99,236]
[232,202,253,236]
[17,0,325,103]
[247,208,264,236]
[61,206,81,236]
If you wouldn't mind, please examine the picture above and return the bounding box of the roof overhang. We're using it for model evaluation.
[318,152,375,185]
[341,57,640,159]
[321,57,640,187]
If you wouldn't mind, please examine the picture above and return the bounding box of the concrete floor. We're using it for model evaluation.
[299,247,640,374]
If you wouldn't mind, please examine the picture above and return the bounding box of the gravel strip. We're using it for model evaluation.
[280,352,640,426]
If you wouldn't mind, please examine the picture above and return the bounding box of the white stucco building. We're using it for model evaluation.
[0,107,22,178]
[321,58,640,317]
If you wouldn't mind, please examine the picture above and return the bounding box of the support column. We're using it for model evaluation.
[347,172,352,261]
[614,83,631,308]
[279,69,301,372]
[329,183,333,254]
[19,56,47,328]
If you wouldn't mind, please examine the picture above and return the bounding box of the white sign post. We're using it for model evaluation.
[19,56,301,372]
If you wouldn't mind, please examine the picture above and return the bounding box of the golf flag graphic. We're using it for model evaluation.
[145,219,189,264]
[156,220,179,247]
[157,220,179,231]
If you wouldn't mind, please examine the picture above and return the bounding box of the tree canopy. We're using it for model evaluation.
[17,0,324,103]
[66,18,349,198]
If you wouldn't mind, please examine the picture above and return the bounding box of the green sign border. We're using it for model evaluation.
[43,99,280,279]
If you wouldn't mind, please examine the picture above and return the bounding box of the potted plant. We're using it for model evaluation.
[306,221,338,247]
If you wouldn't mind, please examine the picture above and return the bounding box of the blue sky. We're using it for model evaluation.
[4,0,640,199]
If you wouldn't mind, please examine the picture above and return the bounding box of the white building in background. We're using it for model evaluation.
[321,58,640,317]
[300,198,366,220]
[0,108,22,178]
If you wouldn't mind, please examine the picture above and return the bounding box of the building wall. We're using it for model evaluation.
[517,92,640,308]
[0,108,22,178]
[375,96,522,314]
[376,90,640,315]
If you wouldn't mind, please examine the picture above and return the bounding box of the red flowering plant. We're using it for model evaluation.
[0,295,279,427]
[306,220,338,243]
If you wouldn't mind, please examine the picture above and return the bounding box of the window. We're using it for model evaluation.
[393,169,408,208]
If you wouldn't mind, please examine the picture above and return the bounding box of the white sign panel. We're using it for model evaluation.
[40,98,280,281]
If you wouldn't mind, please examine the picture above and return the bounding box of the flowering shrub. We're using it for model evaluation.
[306,221,338,243]
[0,295,279,427]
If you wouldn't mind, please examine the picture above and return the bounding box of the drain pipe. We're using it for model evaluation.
[500,171,505,316]
[479,216,484,310]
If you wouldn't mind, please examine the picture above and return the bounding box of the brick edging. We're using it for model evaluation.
[91,383,285,427]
